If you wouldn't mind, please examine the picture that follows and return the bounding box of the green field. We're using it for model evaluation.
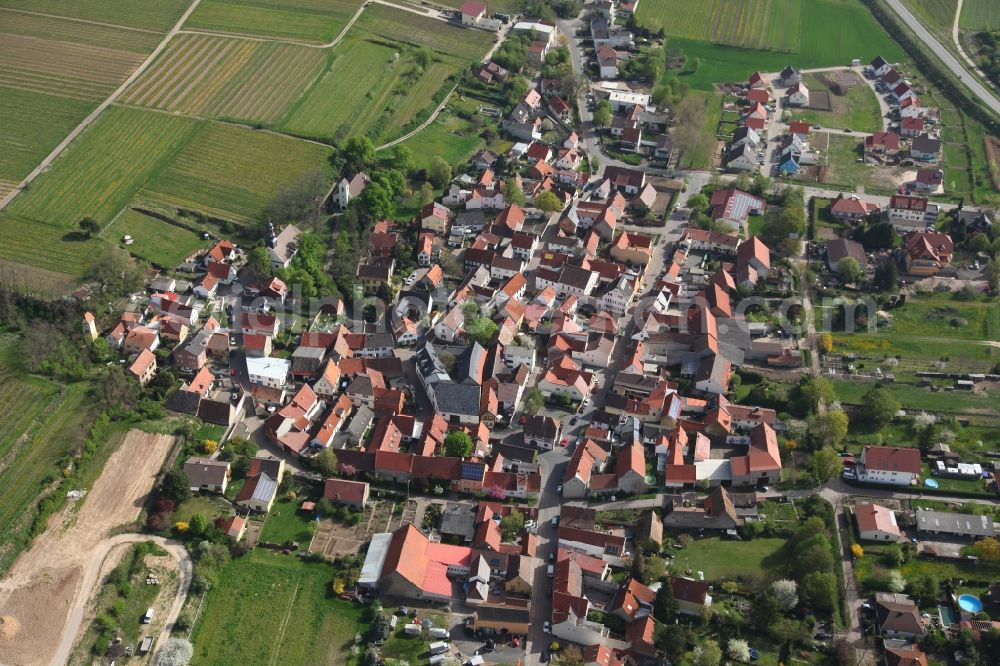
[352,3,494,63]
[190,549,365,665]
[637,0,801,51]
[677,89,723,169]
[663,1,906,90]
[833,378,1000,415]
[960,0,1000,30]
[0,0,190,31]
[138,121,333,225]
[0,338,91,574]
[184,0,363,43]
[397,100,485,168]
[0,87,92,196]
[0,106,199,276]
[789,73,883,132]
[666,536,788,580]
[903,0,958,31]
[121,34,326,123]
[281,39,455,142]
[426,0,523,13]
[103,209,210,268]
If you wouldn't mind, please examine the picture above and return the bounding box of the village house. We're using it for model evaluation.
[855,503,902,541]
[184,457,231,494]
[905,231,953,275]
[858,446,922,485]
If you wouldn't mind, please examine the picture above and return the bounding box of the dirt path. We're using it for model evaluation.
[0,431,177,666]
[56,534,191,666]
[0,0,204,213]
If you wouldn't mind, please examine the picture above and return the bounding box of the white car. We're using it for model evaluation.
[543,621,551,634]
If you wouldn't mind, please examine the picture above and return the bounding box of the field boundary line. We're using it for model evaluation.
[178,0,368,50]
[268,579,300,666]
[0,0,206,213]
[0,7,163,34]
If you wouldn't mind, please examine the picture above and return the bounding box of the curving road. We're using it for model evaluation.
[49,535,192,666]
[883,0,1000,116]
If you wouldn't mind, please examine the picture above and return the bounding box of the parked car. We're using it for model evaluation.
[543,621,551,634]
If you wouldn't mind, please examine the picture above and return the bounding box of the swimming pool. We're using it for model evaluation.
[958,594,983,613]
[924,478,939,488]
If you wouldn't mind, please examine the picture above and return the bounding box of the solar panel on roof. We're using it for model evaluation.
[253,474,277,502]
[461,462,484,480]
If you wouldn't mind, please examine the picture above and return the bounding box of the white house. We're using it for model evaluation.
[786,83,809,107]
[858,446,921,486]
[855,503,902,542]
[460,0,486,25]
[247,356,290,389]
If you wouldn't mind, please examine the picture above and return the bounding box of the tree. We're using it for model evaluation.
[654,623,693,663]
[811,446,842,482]
[906,572,940,605]
[315,447,339,477]
[557,645,584,666]
[972,537,1000,562]
[428,156,453,188]
[444,431,473,458]
[202,439,218,455]
[653,579,677,622]
[161,469,191,503]
[770,617,811,645]
[390,145,416,175]
[819,332,833,354]
[157,638,193,666]
[78,217,100,237]
[862,222,900,250]
[503,179,526,206]
[264,168,330,230]
[790,375,836,416]
[246,246,272,278]
[500,511,525,541]
[189,512,209,537]
[525,388,544,415]
[593,99,612,128]
[728,638,751,663]
[362,647,379,666]
[771,579,799,611]
[534,191,563,212]
[837,257,863,283]
[370,611,392,642]
[343,136,376,173]
[861,385,900,427]
[630,550,647,584]
[88,245,147,296]
[808,411,849,450]
[691,640,722,666]
[752,588,781,630]
[801,571,838,613]
[464,316,498,346]
[359,179,395,220]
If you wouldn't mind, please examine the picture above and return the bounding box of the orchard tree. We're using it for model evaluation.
[78,217,100,237]
[728,639,751,663]
[428,157,453,188]
[691,640,722,666]
[808,411,848,449]
[593,99,612,128]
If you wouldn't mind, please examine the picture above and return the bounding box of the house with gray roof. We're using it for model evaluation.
[183,457,231,494]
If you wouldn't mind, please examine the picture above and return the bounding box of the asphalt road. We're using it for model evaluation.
[883,0,1000,116]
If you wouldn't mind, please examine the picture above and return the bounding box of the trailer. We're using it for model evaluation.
[139,636,154,655]
[429,641,449,655]
[428,627,450,639]
[404,623,422,636]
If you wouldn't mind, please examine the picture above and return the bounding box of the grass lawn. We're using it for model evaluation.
[815,133,909,194]
[104,209,209,268]
[832,379,1000,417]
[789,73,883,133]
[960,0,1000,30]
[260,497,315,545]
[666,537,788,580]
[190,549,366,665]
[878,292,1000,341]
[398,104,484,170]
[171,494,229,525]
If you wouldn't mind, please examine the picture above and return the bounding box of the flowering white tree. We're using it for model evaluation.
[771,579,798,610]
[727,638,751,662]
[157,638,193,666]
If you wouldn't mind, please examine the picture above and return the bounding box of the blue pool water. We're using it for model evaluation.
[924,478,939,488]
[958,594,983,613]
